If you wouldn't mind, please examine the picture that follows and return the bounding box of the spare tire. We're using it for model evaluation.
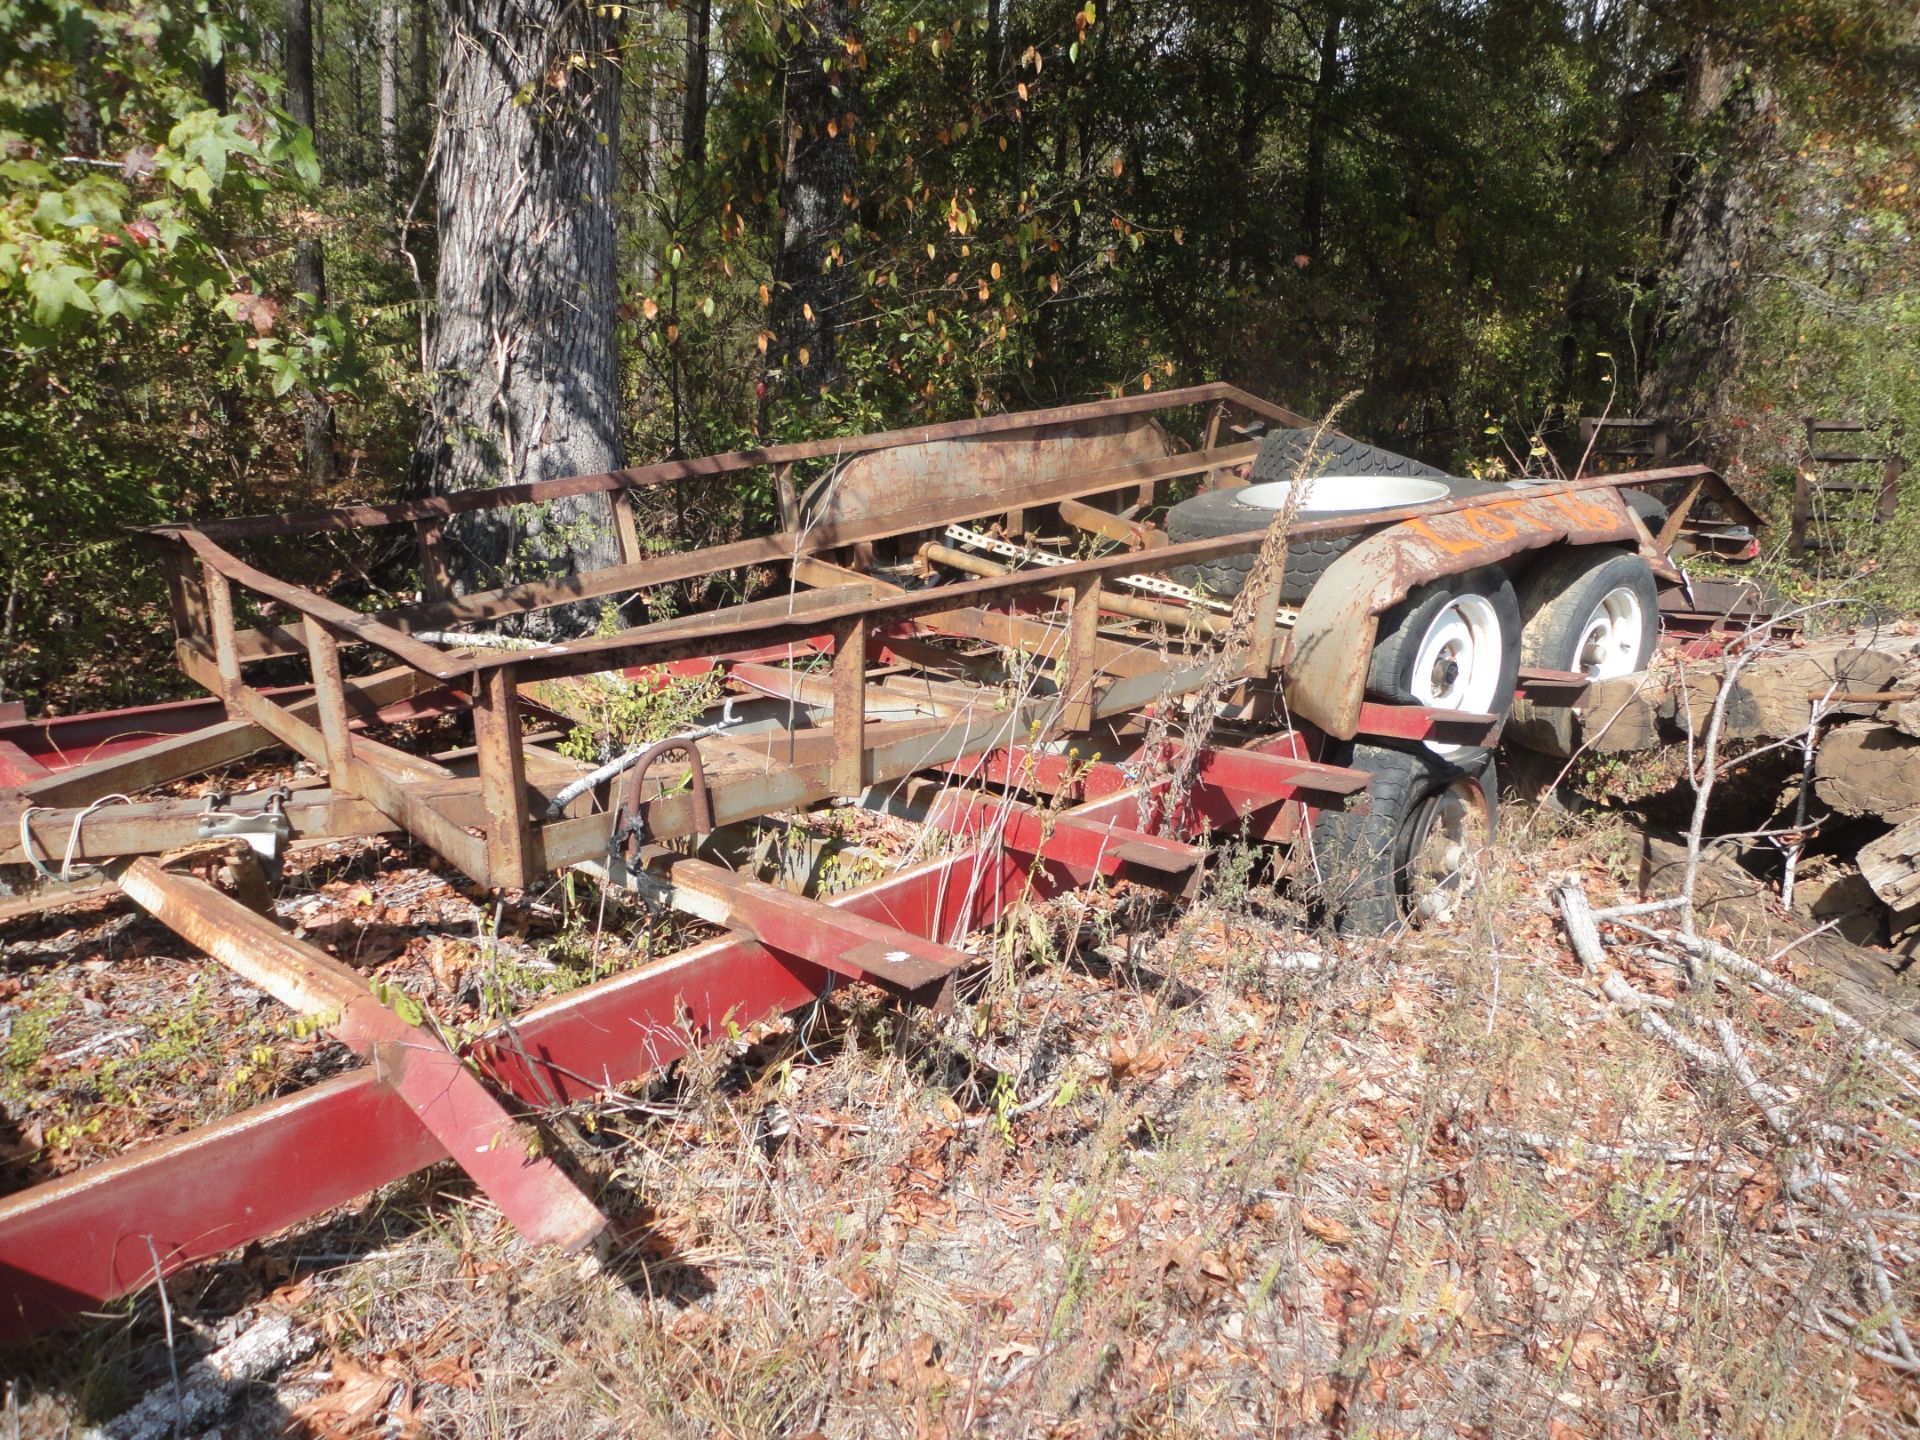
[1165,470,1505,604]
[1248,427,1448,485]
[1167,429,1505,602]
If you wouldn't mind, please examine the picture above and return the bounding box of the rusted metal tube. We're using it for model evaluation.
[918,543,1225,637]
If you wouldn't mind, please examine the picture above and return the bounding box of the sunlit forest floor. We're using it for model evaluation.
[7,800,1918,1439]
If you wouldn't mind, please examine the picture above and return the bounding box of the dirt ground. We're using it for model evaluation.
[4,799,1919,1439]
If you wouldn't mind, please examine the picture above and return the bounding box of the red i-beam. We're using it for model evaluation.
[0,736,1362,1340]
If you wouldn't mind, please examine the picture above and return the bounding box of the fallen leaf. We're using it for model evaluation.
[1303,1210,1354,1247]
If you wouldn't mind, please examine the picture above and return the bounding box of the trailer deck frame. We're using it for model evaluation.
[0,385,1760,1339]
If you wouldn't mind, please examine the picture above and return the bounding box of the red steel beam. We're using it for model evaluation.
[1351,702,1503,749]
[0,734,1369,1339]
[927,788,1206,895]
[0,822,1027,1339]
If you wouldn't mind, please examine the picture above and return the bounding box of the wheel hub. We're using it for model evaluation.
[1400,777,1492,925]
[1410,592,1503,756]
[1577,585,1646,680]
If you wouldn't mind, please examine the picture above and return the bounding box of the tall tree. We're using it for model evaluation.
[418,0,624,608]
[286,0,335,486]
[410,0,431,115]
[378,0,400,189]
[1639,35,1775,415]
[682,0,711,168]
[768,0,862,397]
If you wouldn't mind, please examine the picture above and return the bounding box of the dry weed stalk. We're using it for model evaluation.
[1145,391,1362,832]
[1551,597,1920,1377]
[1562,891,1918,1375]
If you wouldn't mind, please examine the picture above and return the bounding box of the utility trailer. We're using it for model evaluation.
[0,384,1759,1338]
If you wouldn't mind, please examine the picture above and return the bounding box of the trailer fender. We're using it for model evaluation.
[1283,485,1643,740]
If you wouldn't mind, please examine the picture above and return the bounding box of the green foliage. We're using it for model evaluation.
[0,0,314,340]
[0,0,419,706]
[553,665,725,766]
[3,0,1917,711]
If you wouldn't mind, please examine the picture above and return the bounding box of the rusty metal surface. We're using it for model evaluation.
[1285,483,1641,740]
[115,859,610,1254]
[800,411,1173,532]
[0,387,1782,1341]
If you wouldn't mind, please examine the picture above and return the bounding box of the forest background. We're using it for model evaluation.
[1,0,1915,710]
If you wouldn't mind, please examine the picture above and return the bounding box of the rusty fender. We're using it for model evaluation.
[1283,484,1643,740]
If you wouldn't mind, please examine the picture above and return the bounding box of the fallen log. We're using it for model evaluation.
[1861,817,1920,912]
[1814,723,1920,821]
[1637,834,1920,1051]
[1539,641,1912,757]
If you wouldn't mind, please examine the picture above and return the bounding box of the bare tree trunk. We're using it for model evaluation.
[1640,37,1775,415]
[682,0,711,168]
[1300,5,1342,262]
[769,0,862,397]
[200,50,229,113]
[418,0,624,622]
[410,0,430,112]
[286,0,335,489]
[378,0,400,189]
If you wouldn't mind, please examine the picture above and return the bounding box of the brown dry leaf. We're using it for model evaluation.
[425,936,472,993]
[1155,1237,1234,1306]
[417,1351,480,1390]
[1302,1210,1354,1247]
[874,1333,953,1394]
[1107,1032,1168,1080]
[230,291,279,336]
[294,1354,395,1437]
[267,1275,316,1310]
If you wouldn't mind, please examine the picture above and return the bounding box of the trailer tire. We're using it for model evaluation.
[1506,547,1659,755]
[1623,488,1669,533]
[1364,569,1521,761]
[1311,743,1498,937]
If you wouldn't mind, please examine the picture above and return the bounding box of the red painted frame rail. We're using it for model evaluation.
[0,736,1335,1341]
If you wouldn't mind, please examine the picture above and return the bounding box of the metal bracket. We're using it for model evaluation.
[612,739,715,866]
[196,786,293,879]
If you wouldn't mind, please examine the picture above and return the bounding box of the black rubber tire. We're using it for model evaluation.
[1622,487,1669,533]
[1506,546,1660,756]
[1364,569,1522,762]
[1162,486,1354,604]
[1164,423,1506,602]
[1248,428,1447,484]
[1164,472,1508,603]
[1310,743,1499,937]
[1167,428,1451,603]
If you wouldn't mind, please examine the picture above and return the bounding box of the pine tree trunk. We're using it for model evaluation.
[286,0,336,489]
[378,0,400,190]
[1640,37,1775,415]
[418,0,625,626]
[769,0,861,396]
[1300,6,1342,262]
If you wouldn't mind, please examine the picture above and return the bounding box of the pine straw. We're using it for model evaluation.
[14,803,1920,1440]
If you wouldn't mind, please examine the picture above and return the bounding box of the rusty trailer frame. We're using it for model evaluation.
[0,385,1755,1339]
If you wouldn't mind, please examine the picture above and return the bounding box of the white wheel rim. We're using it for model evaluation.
[1409,593,1502,757]
[1575,585,1645,680]
[1403,777,1490,926]
[1235,476,1451,514]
